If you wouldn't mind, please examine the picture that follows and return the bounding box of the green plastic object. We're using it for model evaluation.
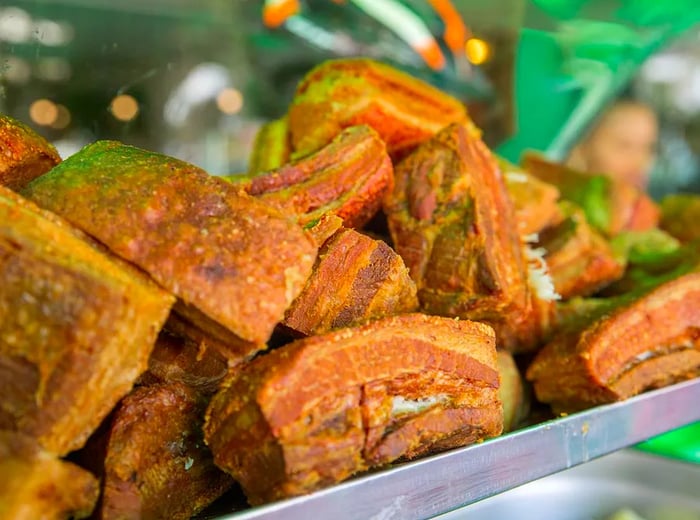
[496,0,700,163]
[636,421,700,463]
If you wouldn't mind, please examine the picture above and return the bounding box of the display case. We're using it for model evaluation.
[2,2,700,519]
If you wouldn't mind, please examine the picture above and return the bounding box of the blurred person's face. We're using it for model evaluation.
[569,103,658,190]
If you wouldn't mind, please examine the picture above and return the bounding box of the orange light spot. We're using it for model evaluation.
[262,0,300,28]
[465,37,491,65]
[216,88,244,115]
[51,104,71,130]
[110,94,139,122]
[29,99,58,126]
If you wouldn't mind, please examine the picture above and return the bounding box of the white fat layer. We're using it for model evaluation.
[523,241,561,302]
[391,394,448,416]
[505,171,529,183]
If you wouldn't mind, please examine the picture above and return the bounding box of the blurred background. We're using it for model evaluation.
[1,0,700,196]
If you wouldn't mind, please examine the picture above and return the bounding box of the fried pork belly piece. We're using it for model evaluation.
[288,58,468,159]
[238,125,393,229]
[497,351,527,432]
[499,157,562,236]
[0,114,60,190]
[384,122,542,350]
[205,314,502,505]
[23,141,316,362]
[0,432,98,520]
[0,187,173,455]
[527,273,700,413]
[248,116,291,174]
[138,330,229,395]
[283,227,418,336]
[660,193,700,243]
[522,153,659,237]
[96,383,233,520]
[537,202,624,299]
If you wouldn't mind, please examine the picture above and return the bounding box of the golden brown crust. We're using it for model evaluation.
[288,58,468,159]
[99,383,233,520]
[527,273,700,413]
[0,186,174,455]
[283,227,418,336]
[537,202,624,299]
[384,122,533,349]
[0,114,60,191]
[22,140,317,348]
[499,157,562,236]
[0,432,99,520]
[205,314,501,504]
[245,125,394,229]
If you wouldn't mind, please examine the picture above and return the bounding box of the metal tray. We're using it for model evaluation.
[437,450,700,520]
[201,378,700,520]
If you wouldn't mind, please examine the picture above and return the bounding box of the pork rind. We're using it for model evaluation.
[0,186,173,454]
[528,273,700,413]
[23,141,317,363]
[0,432,98,520]
[0,114,60,190]
[205,314,501,504]
[288,58,468,160]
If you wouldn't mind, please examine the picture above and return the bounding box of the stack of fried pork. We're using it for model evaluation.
[2,58,699,519]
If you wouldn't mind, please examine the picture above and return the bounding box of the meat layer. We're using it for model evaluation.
[205,313,501,505]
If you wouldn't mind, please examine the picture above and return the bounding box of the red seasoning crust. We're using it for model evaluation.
[537,202,624,299]
[22,141,317,360]
[247,116,292,174]
[242,125,393,229]
[288,58,468,160]
[0,432,99,520]
[384,122,532,349]
[0,114,61,191]
[98,383,233,520]
[527,272,700,413]
[0,186,174,455]
[205,313,502,505]
[283,227,418,336]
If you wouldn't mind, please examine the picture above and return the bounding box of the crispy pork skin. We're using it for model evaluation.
[527,273,700,413]
[205,314,501,505]
[0,186,173,455]
[537,202,624,299]
[288,58,468,160]
[0,432,98,520]
[96,383,233,520]
[384,122,540,350]
[22,140,317,361]
[0,114,61,190]
[241,125,393,229]
[283,227,418,335]
[499,157,561,236]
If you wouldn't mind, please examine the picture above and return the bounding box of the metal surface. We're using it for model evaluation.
[437,450,700,520]
[209,378,700,520]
